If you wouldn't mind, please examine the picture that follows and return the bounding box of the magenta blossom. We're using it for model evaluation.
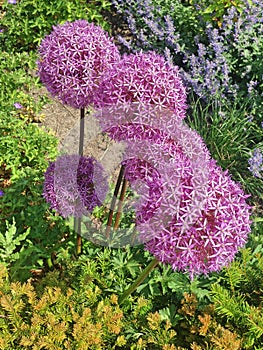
[96,51,187,119]
[43,155,108,218]
[14,102,23,109]
[96,103,251,276]
[141,160,251,278]
[95,104,211,250]
[38,20,120,109]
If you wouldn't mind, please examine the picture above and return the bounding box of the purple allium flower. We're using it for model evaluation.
[0,190,4,196]
[96,103,211,242]
[43,155,108,218]
[109,118,251,277]
[37,20,120,109]
[141,160,251,278]
[248,148,263,178]
[14,102,23,109]
[97,51,187,119]
[95,96,251,276]
[8,0,17,4]
[120,134,210,240]
[97,102,251,276]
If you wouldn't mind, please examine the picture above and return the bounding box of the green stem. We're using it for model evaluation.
[74,107,85,255]
[119,258,159,304]
[78,107,85,156]
[113,177,128,230]
[105,164,125,238]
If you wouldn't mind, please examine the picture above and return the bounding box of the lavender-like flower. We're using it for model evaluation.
[37,20,120,109]
[43,155,108,218]
[248,148,263,178]
[114,0,263,114]
[97,51,187,119]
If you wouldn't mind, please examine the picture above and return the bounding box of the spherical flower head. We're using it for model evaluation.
[143,160,251,278]
[37,20,120,109]
[122,134,210,240]
[96,51,187,119]
[96,103,211,247]
[43,154,108,218]
[99,102,251,275]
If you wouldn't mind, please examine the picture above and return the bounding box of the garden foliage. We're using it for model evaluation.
[1,0,263,348]
[112,0,263,195]
[0,0,111,52]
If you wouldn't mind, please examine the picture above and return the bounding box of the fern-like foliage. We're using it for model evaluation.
[0,218,30,266]
[210,245,263,349]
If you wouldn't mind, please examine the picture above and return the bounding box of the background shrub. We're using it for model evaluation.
[0,0,111,52]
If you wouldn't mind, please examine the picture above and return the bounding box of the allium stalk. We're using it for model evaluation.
[74,107,85,254]
[105,164,126,237]
[119,258,159,304]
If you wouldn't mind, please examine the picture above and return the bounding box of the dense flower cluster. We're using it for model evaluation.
[38,20,120,108]
[97,104,228,255]
[38,17,252,277]
[122,138,208,231]
[43,155,108,218]
[97,51,187,119]
[96,102,251,276]
[137,159,251,277]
